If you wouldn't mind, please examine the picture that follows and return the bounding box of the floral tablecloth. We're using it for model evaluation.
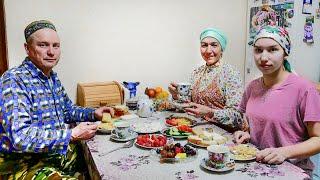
[82,112,310,180]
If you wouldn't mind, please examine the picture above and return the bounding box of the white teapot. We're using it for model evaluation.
[137,95,154,118]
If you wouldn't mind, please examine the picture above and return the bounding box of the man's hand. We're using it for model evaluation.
[168,82,179,100]
[184,103,213,118]
[94,106,114,120]
[71,122,98,141]
[233,131,250,144]
[256,147,287,164]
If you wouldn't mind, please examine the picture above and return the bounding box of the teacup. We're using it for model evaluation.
[207,145,234,169]
[177,82,191,102]
[111,121,134,139]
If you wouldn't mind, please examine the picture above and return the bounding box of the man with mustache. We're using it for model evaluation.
[0,20,113,179]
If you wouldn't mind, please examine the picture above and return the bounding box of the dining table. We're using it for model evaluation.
[82,111,310,180]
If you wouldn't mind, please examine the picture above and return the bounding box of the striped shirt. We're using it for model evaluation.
[0,58,96,154]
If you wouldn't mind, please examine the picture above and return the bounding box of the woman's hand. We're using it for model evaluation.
[184,103,213,118]
[168,82,179,100]
[256,147,287,164]
[233,131,250,144]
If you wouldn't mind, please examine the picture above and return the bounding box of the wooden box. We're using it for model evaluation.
[77,81,124,107]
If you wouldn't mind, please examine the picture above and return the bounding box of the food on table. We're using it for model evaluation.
[99,113,119,132]
[229,144,258,160]
[98,122,114,131]
[164,126,193,137]
[145,88,157,98]
[177,125,193,133]
[154,100,174,111]
[155,91,169,100]
[102,113,112,123]
[165,116,195,126]
[155,86,163,94]
[156,143,197,159]
[131,121,162,133]
[145,87,169,100]
[188,127,227,147]
[136,134,167,148]
[113,105,129,117]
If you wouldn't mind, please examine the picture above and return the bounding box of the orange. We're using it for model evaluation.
[155,87,163,94]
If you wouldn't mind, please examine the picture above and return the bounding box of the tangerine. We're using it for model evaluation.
[155,87,163,94]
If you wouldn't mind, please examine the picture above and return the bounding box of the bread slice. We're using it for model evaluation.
[188,135,202,145]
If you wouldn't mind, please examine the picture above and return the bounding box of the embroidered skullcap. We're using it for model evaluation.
[24,20,56,41]
[200,28,228,51]
[254,25,292,72]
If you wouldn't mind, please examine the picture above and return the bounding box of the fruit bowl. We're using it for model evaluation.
[149,143,198,163]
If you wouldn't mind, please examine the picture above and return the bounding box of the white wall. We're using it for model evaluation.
[4,0,247,101]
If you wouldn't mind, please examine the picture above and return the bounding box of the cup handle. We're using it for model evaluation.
[228,153,235,162]
[111,130,119,138]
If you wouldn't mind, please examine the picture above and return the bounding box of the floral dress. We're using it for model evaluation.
[190,61,244,131]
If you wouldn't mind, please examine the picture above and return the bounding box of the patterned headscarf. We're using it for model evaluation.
[24,20,56,41]
[200,28,227,51]
[254,25,292,72]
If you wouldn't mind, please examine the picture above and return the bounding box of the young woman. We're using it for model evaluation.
[234,25,320,177]
[168,28,244,132]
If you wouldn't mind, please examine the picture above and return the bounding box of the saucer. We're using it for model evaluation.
[110,132,138,142]
[200,158,235,172]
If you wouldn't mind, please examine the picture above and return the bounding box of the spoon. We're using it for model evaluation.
[99,140,134,156]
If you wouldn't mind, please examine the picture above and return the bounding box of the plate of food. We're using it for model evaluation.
[135,134,173,149]
[229,144,258,161]
[187,127,227,148]
[150,143,197,163]
[161,126,193,139]
[165,115,197,127]
[98,113,119,134]
[113,105,130,118]
[97,122,114,134]
[131,121,163,134]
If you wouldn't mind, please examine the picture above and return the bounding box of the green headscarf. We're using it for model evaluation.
[200,28,227,51]
[254,25,292,72]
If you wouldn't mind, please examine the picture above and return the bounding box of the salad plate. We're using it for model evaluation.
[161,127,192,139]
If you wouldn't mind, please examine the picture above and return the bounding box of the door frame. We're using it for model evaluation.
[0,0,8,75]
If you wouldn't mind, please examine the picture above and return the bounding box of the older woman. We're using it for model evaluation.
[169,28,244,132]
[234,25,320,178]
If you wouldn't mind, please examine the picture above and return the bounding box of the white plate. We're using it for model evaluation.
[229,144,258,161]
[110,132,138,142]
[149,146,198,163]
[131,121,163,134]
[200,158,235,172]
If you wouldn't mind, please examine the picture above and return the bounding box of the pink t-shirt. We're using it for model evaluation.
[239,73,320,174]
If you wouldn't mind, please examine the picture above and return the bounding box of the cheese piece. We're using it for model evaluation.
[102,113,112,123]
[175,153,187,159]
